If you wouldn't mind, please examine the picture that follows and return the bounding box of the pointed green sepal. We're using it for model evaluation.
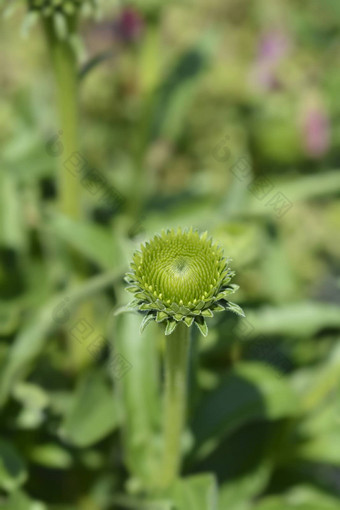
[165,320,177,336]
[134,292,148,300]
[139,303,154,311]
[225,301,245,317]
[183,316,194,327]
[170,302,180,313]
[194,316,208,337]
[174,313,184,321]
[201,308,213,318]
[212,302,225,312]
[140,313,155,333]
[196,300,205,310]
[126,286,141,293]
[156,311,168,323]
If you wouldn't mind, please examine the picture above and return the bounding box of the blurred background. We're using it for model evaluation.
[1,0,340,508]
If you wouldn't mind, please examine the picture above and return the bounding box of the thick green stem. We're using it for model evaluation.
[43,21,87,369]
[158,323,191,489]
[45,21,81,219]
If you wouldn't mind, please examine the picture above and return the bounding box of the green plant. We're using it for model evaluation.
[23,0,98,218]
[125,228,244,489]
[25,0,98,40]
[2,1,340,508]
[126,228,244,336]
[14,0,102,369]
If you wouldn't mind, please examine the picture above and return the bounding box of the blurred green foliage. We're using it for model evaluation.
[0,0,340,508]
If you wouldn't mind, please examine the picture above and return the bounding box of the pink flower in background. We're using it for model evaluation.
[252,30,290,91]
[85,7,144,51]
[259,30,290,62]
[301,102,330,158]
[116,7,144,43]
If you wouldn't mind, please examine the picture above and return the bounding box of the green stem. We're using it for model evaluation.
[127,25,161,228]
[45,21,81,219]
[158,323,191,489]
[43,20,86,369]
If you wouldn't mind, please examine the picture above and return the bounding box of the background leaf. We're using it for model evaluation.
[192,362,298,457]
[170,473,218,510]
[0,440,27,493]
[59,369,118,447]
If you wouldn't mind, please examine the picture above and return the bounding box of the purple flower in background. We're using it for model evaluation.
[251,30,290,91]
[259,30,290,62]
[116,7,144,43]
[301,102,330,158]
[84,7,144,54]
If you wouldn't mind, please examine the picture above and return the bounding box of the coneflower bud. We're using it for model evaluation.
[125,228,244,337]
[27,0,95,16]
[19,0,98,39]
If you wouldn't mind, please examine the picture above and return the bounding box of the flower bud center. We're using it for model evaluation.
[173,256,189,274]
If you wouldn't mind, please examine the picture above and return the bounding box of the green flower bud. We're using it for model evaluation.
[27,0,95,16]
[125,228,245,336]
[19,0,98,39]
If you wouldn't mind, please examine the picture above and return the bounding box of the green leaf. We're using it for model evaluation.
[243,171,340,217]
[293,341,340,412]
[0,490,46,510]
[254,486,340,510]
[79,49,115,80]
[0,170,26,251]
[240,302,340,339]
[0,301,22,336]
[49,213,122,269]
[151,34,216,142]
[60,369,118,447]
[219,460,272,510]
[0,305,54,408]
[29,443,73,469]
[294,432,340,466]
[114,312,161,487]
[192,362,299,458]
[53,12,67,40]
[110,495,173,510]
[0,440,27,492]
[170,473,218,510]
[13,382,49,429]
[0,270,120,407]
